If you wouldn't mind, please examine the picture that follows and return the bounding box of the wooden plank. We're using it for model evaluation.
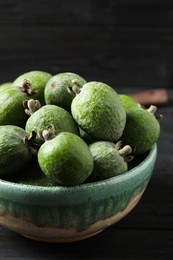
[1,0,173,26]
[0,227,172,259]
[0,1,172,258]
[0,25,173,87]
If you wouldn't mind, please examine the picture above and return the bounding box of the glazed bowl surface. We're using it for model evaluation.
[0,144,157,243]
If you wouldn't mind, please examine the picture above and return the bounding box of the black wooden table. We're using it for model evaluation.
[0,88,172,259]
[1,1,173,258]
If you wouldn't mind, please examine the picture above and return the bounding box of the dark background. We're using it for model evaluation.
[1,0,173,90]
[0,1,173,259]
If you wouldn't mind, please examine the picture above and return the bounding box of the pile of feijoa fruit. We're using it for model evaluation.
[0,70,160,186]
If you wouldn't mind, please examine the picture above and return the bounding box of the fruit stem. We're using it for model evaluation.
[147,105,163,120]
[67,79,83,96]
[118,145,134,162]
[23,99,41,116]
[119,145,132,157]
[147,105,157,114]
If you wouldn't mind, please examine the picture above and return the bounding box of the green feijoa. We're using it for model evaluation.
[122,105,160,154]
[0,87,30,127]
[89,141,133,181]
[119,94,139,110]
[0,82,12,92]
[0,125,32,177]
[71,81,126,141]
[25,104,79,144]
[12,70,52,105]
[38,132,94,186]
[44,72,86,112]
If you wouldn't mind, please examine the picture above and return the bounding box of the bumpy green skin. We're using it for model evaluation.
[44,72,86,112]
[38,132,94,186]
[122,108,160,154]
[71,82,126,141]
[0,87,29,127]
[0,82,12,92]
[12,70,52,105]
[89,141,128,181]
[25,105,79,144]
[119,94,139,110]
[0,125,32,177]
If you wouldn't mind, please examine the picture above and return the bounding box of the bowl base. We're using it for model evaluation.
[0,189,145,243]
[22,229,104,243]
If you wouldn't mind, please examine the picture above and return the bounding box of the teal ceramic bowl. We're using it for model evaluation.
[0,144,157,243]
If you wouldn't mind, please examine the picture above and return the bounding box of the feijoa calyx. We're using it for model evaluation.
[89,141,133,181]
[25,104,79,144]
[70,81,126,141]
[122,105,160,154]
[0,125,32,177]
[0,82,37,127]
[12,70,52,105]
[38,132,94,186]
[44,72,86,112]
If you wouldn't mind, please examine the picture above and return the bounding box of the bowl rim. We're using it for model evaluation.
[0,144,157,193]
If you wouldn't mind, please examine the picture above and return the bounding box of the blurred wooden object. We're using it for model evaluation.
[130,88,168,106]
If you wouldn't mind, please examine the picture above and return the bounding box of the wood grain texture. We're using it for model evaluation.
[0,1,173,258]
[0,0,173,88]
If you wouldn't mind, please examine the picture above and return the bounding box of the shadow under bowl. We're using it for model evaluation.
[0,144,157,243]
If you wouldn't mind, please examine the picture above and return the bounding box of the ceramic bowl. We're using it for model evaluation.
[0,144,157,243]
